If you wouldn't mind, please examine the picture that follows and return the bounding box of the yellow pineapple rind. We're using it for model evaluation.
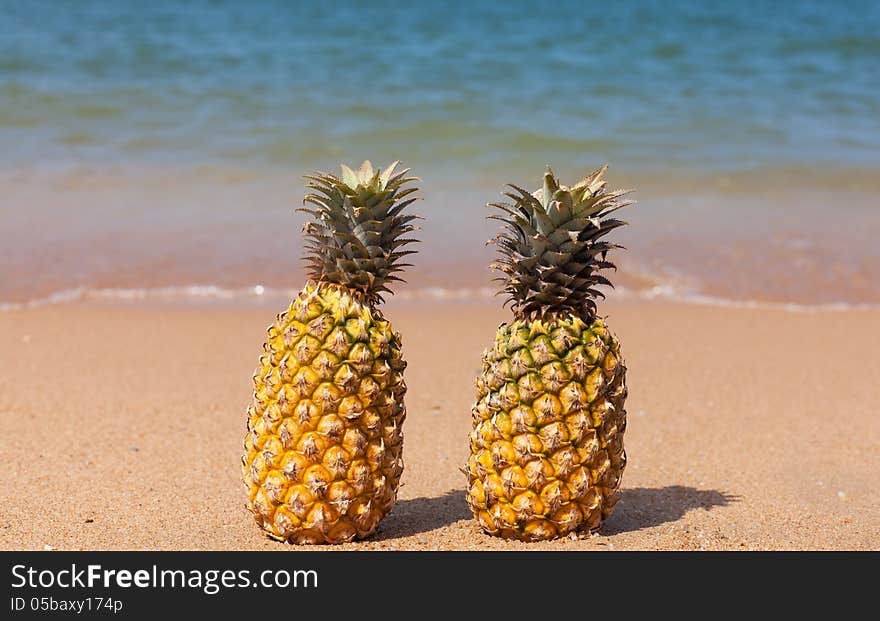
[242,281,406,544]
[466,316,626,542]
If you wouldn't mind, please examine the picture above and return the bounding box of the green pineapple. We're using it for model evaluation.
[466,165,635,541]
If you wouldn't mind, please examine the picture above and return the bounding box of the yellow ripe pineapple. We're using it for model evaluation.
[242,161,420,544]
[466,165,635,541]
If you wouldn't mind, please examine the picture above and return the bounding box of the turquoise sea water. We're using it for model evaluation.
[1,0,879,305]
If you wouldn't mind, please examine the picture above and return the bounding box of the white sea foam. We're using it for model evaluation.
[1,283,878,313]
[615,285,880,312]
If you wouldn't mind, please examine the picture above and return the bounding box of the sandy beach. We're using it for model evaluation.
[1,300,877,551]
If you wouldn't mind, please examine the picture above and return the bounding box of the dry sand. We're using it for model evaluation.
[1,300,878,550]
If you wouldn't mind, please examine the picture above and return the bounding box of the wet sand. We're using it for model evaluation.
[0,300,877,550]
[4,166,880,308]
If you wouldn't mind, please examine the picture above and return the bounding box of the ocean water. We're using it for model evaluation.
[2,0,879,306]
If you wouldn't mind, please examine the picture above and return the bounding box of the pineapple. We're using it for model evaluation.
[465,165,634,541]
[242,161,419,544]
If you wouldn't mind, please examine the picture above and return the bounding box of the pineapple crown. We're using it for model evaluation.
[300,160,420,304]
[489,165,635,321]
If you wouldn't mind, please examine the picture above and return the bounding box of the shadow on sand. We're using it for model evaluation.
[601,485,739,535]
[375,485,737,540]
[376,490,470,541]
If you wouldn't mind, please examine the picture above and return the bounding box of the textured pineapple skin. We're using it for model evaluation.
[466,316,626,541]
[242,282,406,544]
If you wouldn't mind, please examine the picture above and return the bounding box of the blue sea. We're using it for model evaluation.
[2,0,879,306]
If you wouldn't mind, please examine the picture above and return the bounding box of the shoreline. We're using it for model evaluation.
[2,300,877,550]
[4,163,880,308]
[4,284,880,314]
